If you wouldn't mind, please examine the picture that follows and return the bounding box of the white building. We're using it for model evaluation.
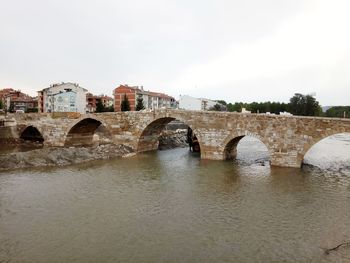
[279,111,293,116]
[38,83,88,114]
[241,108,251,114]
[179,95,218,111]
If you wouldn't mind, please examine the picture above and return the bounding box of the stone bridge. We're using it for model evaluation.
[1,109,350,168]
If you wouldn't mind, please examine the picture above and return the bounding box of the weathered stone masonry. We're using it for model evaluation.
[3,109,350,168]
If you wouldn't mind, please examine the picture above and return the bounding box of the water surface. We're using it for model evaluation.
[1,137,350,263]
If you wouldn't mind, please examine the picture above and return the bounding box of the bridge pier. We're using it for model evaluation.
[270,151,301,168]
[137,135,160,152]
[200,146,225,160]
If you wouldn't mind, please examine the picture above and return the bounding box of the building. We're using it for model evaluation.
[241,108,251,114]
[86,93,114,113]
[179,95,218,111]
[38,83,88,114]
[0,88,15,104]
[148,92,177,109]
[0,89,38,112]
[113,84,176,111]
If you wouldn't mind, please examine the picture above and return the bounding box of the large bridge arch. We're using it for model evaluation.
[64,116,111,147]
[221,131,272,161]
[298,130,350,167]
[137,116,202,154]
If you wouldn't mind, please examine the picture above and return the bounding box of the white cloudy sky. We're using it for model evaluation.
[1,0,349,105]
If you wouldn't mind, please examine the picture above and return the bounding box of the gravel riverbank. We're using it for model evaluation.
[0,144,134,171]
[158,129,188,150]
[0,130,188,171]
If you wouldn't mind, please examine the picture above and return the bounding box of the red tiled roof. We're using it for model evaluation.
[114,84,142,93]
[114,84,174,100]
[148,91,174,100]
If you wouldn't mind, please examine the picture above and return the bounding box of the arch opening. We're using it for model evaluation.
[65,118,108,147]
[137,117,201,154]
[302,133,350,170]
[224,135,270,165]
[20,126,44,143]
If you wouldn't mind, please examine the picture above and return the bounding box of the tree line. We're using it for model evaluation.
[212,93,349,118]
[120,92,349,118]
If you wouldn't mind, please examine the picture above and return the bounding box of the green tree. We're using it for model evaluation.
[325,106,350,118]
[216,100,227,106]
[288,93,321,116]
[106,105,114,112]
[209,103,225,111]
[136,97,145,111]
[96,100,105,112]
[227,102,244,112]
[0,100,3,109]
[120,94,130,111]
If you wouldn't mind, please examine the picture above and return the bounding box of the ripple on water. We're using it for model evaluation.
[1,141,350,262]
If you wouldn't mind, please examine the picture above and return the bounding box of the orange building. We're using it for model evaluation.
[113,84,176,112]
[0,88,37,112]
[114,85,143,111]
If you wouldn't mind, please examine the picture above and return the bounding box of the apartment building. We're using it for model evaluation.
[0,89,37,112]
[38,83,88,114]
[113,85,176,111]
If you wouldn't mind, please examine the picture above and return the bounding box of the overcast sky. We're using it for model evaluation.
[1,0,349,105]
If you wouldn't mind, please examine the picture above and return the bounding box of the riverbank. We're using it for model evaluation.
[0,144,134,171]
[0,130,188,171]
[158,129,188,150]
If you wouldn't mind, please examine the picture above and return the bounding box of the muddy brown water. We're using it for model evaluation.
[1,137,350,263]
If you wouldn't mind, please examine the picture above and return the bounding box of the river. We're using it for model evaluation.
[1,135,350,262]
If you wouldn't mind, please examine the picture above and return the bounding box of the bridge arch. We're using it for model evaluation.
[19,125,44,143]
[137,117,202,154]
[64,116,111,147]
[222,132,271,162]
[300,132,350,167]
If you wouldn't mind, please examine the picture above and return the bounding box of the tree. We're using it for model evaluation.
[209,103,226,111]
[106,105,114,112]
[325,106,350,118]
[120,94,130,111]
[136,97,145,111]
[288,93,322,116]
[0,100,3,109]
[216,100,227,106]
[96,100,105,112]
